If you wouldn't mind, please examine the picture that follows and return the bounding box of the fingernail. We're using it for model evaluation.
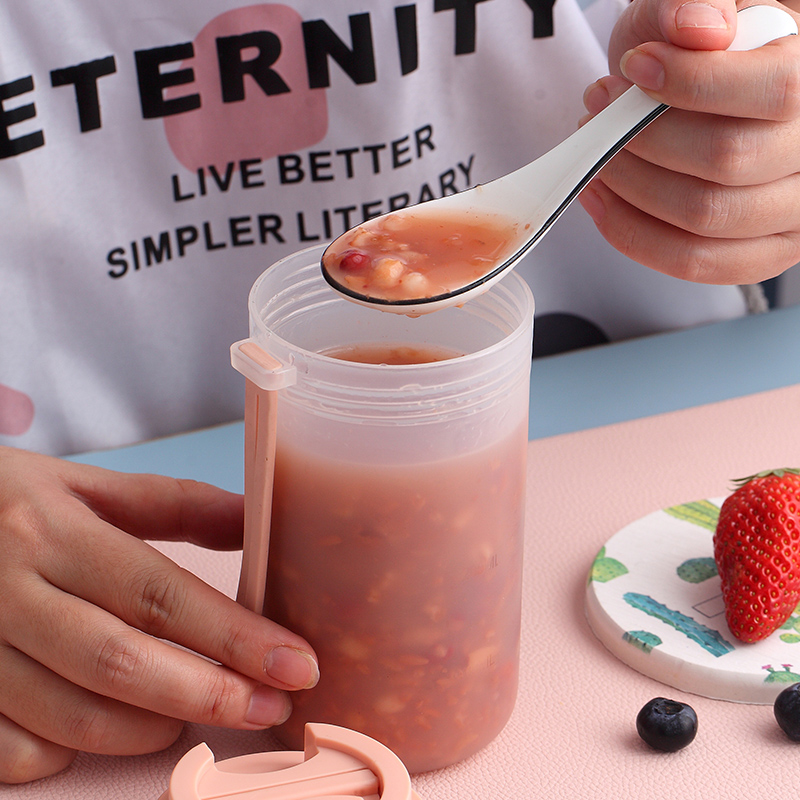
[265,646,319,690]
[246,685,292,727]
[583,80,611,115]
[676,2,728,30]
[579,183,606,225]
[620,50,665,91]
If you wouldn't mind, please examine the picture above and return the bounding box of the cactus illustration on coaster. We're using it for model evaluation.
[624,592,735,658]
[676,557,718,584]
[623,630,663,653]
[763,664,800,684]
[589,545,628,583]
[664,500,720,531]
[778,603,800,643]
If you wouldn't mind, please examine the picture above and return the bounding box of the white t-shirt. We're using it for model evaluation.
[0,0,748,456]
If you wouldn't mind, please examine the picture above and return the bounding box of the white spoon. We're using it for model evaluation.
[321,5,797,316]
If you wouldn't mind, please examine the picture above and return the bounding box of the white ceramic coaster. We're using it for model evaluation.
[585,499,800,704]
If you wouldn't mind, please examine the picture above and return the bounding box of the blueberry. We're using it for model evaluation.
[636,697,698,752]
[774,683,800,741]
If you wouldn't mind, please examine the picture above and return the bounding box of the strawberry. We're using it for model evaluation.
[713,469,800,643]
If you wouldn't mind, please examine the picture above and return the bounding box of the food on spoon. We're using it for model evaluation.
[636,697,698,752]
[774,682,800,741]
[713,469,800,643]
[321,209,518,302]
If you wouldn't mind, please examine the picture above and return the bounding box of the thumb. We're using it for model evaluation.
[608,0,738,73]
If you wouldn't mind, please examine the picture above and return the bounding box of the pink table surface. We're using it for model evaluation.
[5,383,800,799]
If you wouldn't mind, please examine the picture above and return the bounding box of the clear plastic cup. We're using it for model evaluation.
[236,243,533,773]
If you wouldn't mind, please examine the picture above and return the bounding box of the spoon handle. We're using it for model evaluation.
[511,4,798,249]
[521,86,665,223]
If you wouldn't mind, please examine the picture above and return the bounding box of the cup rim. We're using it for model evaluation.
[247,243,534,375]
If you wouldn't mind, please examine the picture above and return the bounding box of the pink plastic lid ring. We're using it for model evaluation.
[158,723,422,800]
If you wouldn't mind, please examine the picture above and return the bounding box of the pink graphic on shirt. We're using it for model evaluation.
[0,384,34,436]
[164,4,328,171]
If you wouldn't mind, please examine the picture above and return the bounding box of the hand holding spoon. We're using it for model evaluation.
[321,5,797,316]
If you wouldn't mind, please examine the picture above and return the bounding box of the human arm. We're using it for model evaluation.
[578,0,800,285]
[0,446,318,783]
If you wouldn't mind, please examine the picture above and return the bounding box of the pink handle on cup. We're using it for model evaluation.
[230,340,296,614]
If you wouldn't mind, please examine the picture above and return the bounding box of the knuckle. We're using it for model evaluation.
[773,61,800,122]
[92,631,150,695]
[216,618,252,670]
[0,495,47,562]
[61,699,183,756]
[193,670,244,726]
[682,183,736,236]
[672,240,718,285]
[132,567,185,636]
[704,123,755,185]
[59,698,116,753]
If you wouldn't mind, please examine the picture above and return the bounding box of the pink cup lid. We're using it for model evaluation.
[158,722,422,800]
